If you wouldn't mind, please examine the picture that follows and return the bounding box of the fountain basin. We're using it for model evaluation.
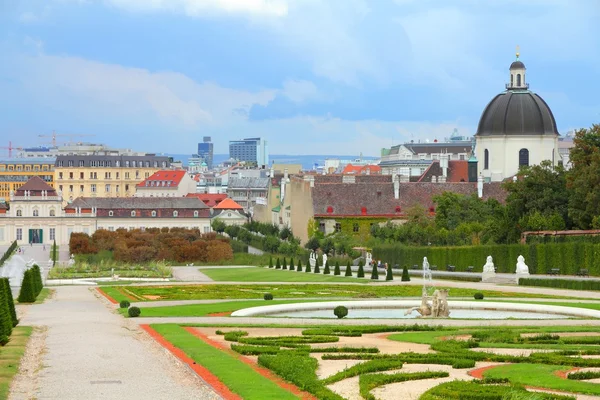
[230,300,600,320]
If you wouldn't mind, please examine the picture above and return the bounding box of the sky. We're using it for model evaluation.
[0,0,599,157]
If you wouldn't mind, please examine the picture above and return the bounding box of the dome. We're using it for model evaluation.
[510,60,525,69]
[476,91,558,136]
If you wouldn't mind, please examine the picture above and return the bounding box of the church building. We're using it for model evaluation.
[475,51,560,182]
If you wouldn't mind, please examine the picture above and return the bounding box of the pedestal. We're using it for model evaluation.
[481,271,496,282]
[515,272,530,284]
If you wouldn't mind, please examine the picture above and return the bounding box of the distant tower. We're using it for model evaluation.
[197,136,214,169]
[507,45,528,90]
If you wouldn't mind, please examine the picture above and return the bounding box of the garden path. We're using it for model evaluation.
[12,286,220,400]
[171,266,213,281]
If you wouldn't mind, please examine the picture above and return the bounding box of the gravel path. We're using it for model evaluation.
[12,286,221,400]
[171,267,213,282]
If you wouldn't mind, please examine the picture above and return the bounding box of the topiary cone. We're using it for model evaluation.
[386,264,394,281]
[345,261,352,277]
[334,261,340,276]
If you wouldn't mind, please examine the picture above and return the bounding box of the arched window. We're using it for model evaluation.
[33,209,39,217]
[16,209,22,217]
[131,211,136,217]
[50,209,56,217]
[151,210,156,217]
[108,210,114,217]
[193,210,199,217]
[173,210,178,217]
[510,74,514,87]
[516,74,521,86]
[484,149,489,170]
[519,148,529,167]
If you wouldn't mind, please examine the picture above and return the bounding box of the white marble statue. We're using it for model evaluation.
[423,256,430,271]
[68,254,75,267]
[309,251,316,269]
[365,252,373,267]
[483,256,495,273]
[322,253,328,266]
[47,259,53,268]
[515,255,529,275]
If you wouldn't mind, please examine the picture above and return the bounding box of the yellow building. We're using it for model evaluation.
[0,158,56,202]
[54,155,171,203]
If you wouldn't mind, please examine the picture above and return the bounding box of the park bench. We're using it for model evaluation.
[411,264,419,270]
[430,265,438,271]
[446,265,456,272]
[576,269,589,277]
[466,266,475,273]
[549,268,560,276]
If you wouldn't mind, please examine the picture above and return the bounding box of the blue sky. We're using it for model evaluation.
[1,0,599,156]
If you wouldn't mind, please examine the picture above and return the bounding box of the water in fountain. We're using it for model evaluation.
[0,255,29,287]
[422,256,433,297]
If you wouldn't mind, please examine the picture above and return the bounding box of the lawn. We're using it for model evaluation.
[199,266,367,283]
[122,299,320,317]
[0,327,33,399]
[116,283,572,302]
[150,324,298,400]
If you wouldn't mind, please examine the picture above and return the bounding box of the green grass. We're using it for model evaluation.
[199,266,367,283]
[0,326,33,399]
[118,283,571,302]
[387,330,462,344]
[34,288,52,304]
[484,363,600,395]
[122,300,320,317]
[150,324,297,400]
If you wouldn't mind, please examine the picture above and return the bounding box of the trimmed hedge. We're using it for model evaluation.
[345,261,352,277]
[519,278,600,291]
[2,278,17,327]
[373,242,600,276]
[17,269,38,303]
[230,239,248,253]
[0,278,14,345]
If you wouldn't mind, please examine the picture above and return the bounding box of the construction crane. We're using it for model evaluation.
[0,141,23,158]
[38,131,96,147]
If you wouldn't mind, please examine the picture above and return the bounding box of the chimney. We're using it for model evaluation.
[284,168,288,181]
[440,153,448,178]
[477,174,484,198]
[393,174,400,199]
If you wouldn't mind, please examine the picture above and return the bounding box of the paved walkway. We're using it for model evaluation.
[12,286,220,400]
[171,267,213,282]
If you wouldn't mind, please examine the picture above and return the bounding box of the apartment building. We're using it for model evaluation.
[0,158,56,202]
[54,155,170,203]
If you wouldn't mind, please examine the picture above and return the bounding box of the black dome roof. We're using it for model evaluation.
[476,91,558,136]
[510,60,525,69]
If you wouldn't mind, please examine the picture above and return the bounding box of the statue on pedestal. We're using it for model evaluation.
[483,256,495,273]
[322,253,328,267]
[515,255,529,275]
[309,251,316,269]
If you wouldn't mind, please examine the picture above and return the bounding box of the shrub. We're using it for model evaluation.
[305,259,311,273]
[370,264,379,280]
[385,264,394,281]
[269,256,273,268]
[334,261,341,276]
[17,269,36,303]
[401,265,411,281]
[128,306,141,317]
[323,260,331,275]
[297,259,303,272]
[0,279,13,341]
[282,257,287,270]
[334,306,348,319]
[264,293,274,301]
[474,292,484,300]
[275,258,281,269]
[314,257,320,273]
[120,300,131,309]
[345,261,352,277]
[357,260,365,278]
[32,265,43,296]
[519,278,600,291]
[2,279,17,327]
[289,257,295,271]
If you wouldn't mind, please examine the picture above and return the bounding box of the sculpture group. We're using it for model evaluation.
[308,251,328,269]
[406,257,450,318]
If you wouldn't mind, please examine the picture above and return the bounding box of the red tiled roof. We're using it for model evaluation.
[342,164,382,175]
[213,198,244,210]
[185,193,227,207]
[137,170,187,188]
[447,160,469,183]
[15,176,57,195]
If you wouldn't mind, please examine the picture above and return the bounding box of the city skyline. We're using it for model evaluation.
[1,1,599,156]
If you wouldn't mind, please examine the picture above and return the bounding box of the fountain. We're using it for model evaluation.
[0,255,29,287]
[405,257,450,318]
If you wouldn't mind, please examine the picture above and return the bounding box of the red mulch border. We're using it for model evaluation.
[96,288,118,304]
[207,312,232,317]
[469,364,506,379]
[140,324,242,400]
[554,367,580,379]
[184,327,318,400]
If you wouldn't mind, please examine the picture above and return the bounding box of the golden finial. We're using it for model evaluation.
[516,45,520,60]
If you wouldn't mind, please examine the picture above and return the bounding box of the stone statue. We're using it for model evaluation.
[322,253,328,267]
[47,259,53,268]
[515,255,529,275]
[431,289,450,317]
[483,256,495,273]
[68,254,75,267]
[423,256,430,271]
[365,252,372,267]
[309,251,316,269]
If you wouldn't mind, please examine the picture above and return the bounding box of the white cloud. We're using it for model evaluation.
[105,0,288,17]
[281,79,319,104]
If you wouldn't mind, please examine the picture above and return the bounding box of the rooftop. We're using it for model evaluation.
[137,170,187,188]
[66,197,208,210]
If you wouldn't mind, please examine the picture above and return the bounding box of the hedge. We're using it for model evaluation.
[519,278,600,291]
[0,278,14,344]
[373,242,600,276]
[17,265,43,303]
[230,239,248,254]
[2,278,17,327]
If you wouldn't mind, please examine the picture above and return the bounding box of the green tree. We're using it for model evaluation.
[370,262,379,280]
[0,278,13,342]
[289,257,295,271]
[323,260,330,274]
[333,261,340,276]
[297,258,303,272]
[345,261,352,277]
[224,225,240,239]
[320,237,335,255]
[401,265,411,281]
[275,258,281,269]
[282,257,287,270]
[211,219,227,234]
[304,237,320,251]
[52,239,57,266]
[567,124,600,229]
[279,226,292,241]
[2,278,17,327]
[269,255,273,268]
[304,258,311,273]
[314,256,320,273]
[307,218,319,239]
[357,259,364,278]
[17,270,36,303]
[386,264,394,281]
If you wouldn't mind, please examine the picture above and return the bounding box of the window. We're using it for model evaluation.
[516,74,521,86]
[80,185,84,192]
[69,185,73,192]
[510,74,514,87]
[459,154,465,161]
[203,226,210,233]
[131,211,136,217]
[49,228,56,241]
[116,161,120,167]
[90,161,97,167]
[108,226,114,232]
[194,210,199,217]
[162,161,166,168]
[105,184,111,193]
[173,211,178,217]
[50,209,56,216]
[519,148,529,167]
[353,223,359,232]
[319,222,325,233]
[59,172,63,179]
[335,223,342,232]
[68,160,74,167]
[125,161,130,167]
[16,228,22,241]
[116,185,120,193]
[125,172,130,179]
[145,172,150,178]
[125,184,129,192]
[16,209,22,217]
[108,210,114,217]
[135,171,140,179]
[116,172,120,179]
[151,210,156,217]
[80,172,84,179]
[91,184,96,193]
[484,149,489,170]
[132,161,136,168]
[105,172,111,179]
[79,160,84,167]
[59,185,63,192]
[153,161,158,168]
